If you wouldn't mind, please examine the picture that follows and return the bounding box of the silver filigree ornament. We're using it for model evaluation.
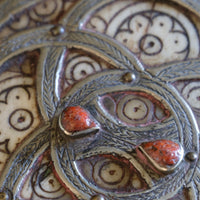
[0,0,200,200]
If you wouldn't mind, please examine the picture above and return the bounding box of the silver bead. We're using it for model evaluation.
[186,152,198,162]
[91,195,105,200]
[122,72,136,83]
[50,25,65,36]
[0,191,11,200]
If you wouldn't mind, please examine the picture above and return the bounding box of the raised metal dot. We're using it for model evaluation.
[186,152,198,162]
[91,195,105,200]
[0,192,10,200]
[122,72,136,83]
[0,193,5,200]
[50,25,65,36]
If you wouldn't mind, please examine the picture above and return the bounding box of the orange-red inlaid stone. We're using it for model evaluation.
[141,140,182,167]
[60,106,96,133]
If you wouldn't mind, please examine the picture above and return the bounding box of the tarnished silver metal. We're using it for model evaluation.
[0,0,200,200]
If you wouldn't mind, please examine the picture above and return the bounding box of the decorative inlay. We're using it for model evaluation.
[59,106,98,136]
[86,0,200,66]
[0,51,41,173]
[17,150,77,199]
[138,140,184,173]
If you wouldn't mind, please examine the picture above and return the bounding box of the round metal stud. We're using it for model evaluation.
[50,25,65,36]
[122,72,136,83]
[186,152,198,162]
[90,195,105,200]
[0,191,11,200]
[0,192,6,200]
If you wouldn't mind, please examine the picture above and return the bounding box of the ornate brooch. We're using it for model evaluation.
[0,0,200,199]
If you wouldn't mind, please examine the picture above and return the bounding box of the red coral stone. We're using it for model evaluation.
[60,106,96,133]
[141,140,182,167]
